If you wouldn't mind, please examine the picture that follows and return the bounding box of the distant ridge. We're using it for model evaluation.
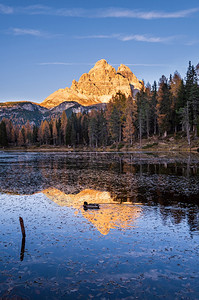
[0,100,106,125]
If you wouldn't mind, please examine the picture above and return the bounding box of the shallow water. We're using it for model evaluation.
[0,151,199,299]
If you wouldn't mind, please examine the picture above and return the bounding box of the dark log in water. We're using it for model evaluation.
[20,236,26,261]
[19,217,26,238]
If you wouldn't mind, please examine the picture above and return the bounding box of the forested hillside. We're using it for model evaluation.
[0,61,199,149]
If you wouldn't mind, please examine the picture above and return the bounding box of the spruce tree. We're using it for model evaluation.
[123,97,137,145]
[0,120,8,147]
[157,76,172,137]
[185,61,199,135]
[151,81,158,135]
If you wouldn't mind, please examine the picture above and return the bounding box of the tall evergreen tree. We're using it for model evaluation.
[0,120,8,147]
[52,119,58,145]
[136,88,146,147]
[157,75,172,137]
[106,92,126,143]
[98,110,108,147]
[170,71,182,132]
[151,81,158,135]
[88,111,99,148]
[123,97,137,145]
[33,125,38,144]
[81,114,89,145]
[175,80,187,132]
[185,61,199,135]
[61,111,67,144]
[41,120,51,144]
[145,83,152,138]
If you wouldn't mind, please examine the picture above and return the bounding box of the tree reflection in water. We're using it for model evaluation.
[0,152,199,299]
[0,152,198,234]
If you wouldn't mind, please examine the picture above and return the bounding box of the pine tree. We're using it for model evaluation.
[5,120,13,144]
[52,119,58,145]
[41,120,51,144]
[17,130,24,146]
[81,114,89,145]
[71,123,76,147]
[68,113,77,147]
[170,71,182,133]
[174,80,186,132]
[88,111,99,148]
[145,83,152,138]
[106,92,126,144]
[21,126,26,144]
[25,120,32,144]
[185,61,199,135]
[0,120,8,147]
[180,101,191,146]
[61,111,67,144]
[98,110,108,147]
[56,118,61,145]
[10,127,16,145]
[136,88,146,147]
[151,81,158,135]
[123,97,137,145]
[157,76,172,137]
[33,125,38,144]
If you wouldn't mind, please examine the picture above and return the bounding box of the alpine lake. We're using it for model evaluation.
[0,151,199,299]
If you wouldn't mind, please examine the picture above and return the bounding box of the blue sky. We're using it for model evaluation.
[0,0,199,103]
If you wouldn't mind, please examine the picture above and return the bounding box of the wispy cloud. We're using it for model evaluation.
[7,28,62,38]
[12,28,42,37]
[98,7,199,19]
[119,34,173,43]
[0,4,198,19]
[18,5,52,15]
[0,3,13,14]
[38,62,94,66]
[76,34,120,40]
[184,39,199,46]
[38,62,168,68]
[76,33,175,44]
[116,63,169,67]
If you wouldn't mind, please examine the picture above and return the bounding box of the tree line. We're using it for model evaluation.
[0,61,199,148]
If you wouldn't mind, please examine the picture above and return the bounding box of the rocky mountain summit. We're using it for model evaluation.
[0,60,143,125]
[41,59,143,109]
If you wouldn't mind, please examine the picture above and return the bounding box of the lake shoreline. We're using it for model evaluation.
[1,135,199,153]
[0,145,199,153]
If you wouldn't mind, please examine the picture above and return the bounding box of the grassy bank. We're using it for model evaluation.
[1,135,199,153]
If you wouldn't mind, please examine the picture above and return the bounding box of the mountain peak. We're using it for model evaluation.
[41,59,143,108]
[93,59,108,67]
[117,64,132,73]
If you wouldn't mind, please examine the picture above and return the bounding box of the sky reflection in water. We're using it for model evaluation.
[0,151,199,299]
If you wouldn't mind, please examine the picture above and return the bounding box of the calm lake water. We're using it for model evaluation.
[0,151,199,299]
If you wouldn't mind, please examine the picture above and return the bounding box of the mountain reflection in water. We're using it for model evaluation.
[42,188,142,235]
[0,152,199,299]
[0,152,198,235]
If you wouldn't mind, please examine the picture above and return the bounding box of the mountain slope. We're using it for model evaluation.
[0,100,106,125]
[0,101,48,125]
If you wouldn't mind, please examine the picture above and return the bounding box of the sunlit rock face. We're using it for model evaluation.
[41,59,143,109]
[42,188,142,235]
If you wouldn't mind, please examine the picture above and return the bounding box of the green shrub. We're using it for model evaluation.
[118,143,124,150]
[110,144,116,149]
[142,142,158,149]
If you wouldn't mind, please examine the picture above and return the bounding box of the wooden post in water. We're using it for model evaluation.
[20,236,26,261]
[19,217,26,238]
